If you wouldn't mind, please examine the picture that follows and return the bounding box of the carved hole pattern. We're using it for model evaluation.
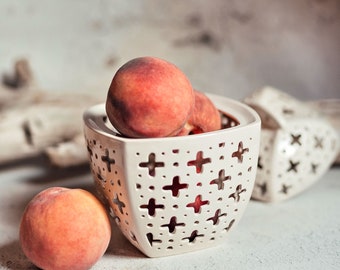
[85,112,260,254]
[88,138,253,253]
[253,122,336,201]
[139,153,165,176]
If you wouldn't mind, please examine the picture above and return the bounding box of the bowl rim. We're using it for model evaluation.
[83,92,261,143]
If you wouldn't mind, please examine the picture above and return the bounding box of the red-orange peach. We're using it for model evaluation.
[106,56,195,138]
[178,90,221,135]
[19,187,111,270]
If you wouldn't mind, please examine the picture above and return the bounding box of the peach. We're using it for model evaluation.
[106,56,195,138]
[19,187,111,270]
[178,90,221,135]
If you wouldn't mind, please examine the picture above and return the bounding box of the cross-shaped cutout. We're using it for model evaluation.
[161,216,185,233]
[314,136,323,149]
[163,176,188,197]
[228,184,246,202]
[140,198,164,216]
[139,153,165,176]
[210,169,231,190]
[146,233,162,246]
[280,183,291,194]
[232,141,249,163]
[311,163,318,174]
[290,133,302,146]
[206,209,227,225]
[224,219,235,232]
[287,160,299,173]
[113,193,125,214]
[257,156,263,170]
[187,151,211,173]
[182,230,204,243]
[186,195,209,213]
[101,149,115,172]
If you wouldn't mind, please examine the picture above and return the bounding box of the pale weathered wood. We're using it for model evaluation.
[0,91,100,165]
[0,59,101,167]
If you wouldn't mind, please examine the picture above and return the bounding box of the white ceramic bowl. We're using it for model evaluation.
[83,93,261,257]
[245,87,339,202]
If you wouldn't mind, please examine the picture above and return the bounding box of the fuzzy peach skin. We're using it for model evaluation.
[19,187,111,270]
[178,90,221,135]
[106,56,195,138]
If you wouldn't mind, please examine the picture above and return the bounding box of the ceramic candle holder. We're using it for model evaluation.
[308,99,340,164]
[245,87,339,202]
[83,93,261,257]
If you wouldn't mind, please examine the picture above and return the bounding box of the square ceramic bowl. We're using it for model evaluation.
[83,93,261,257]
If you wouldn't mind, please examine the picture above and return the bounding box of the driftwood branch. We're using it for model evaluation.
[0,59,101,167]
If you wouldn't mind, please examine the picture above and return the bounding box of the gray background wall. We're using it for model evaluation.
[1,0,339,101]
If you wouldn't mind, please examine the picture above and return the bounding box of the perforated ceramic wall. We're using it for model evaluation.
[83,93,261,257]
[245,87,339,202]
